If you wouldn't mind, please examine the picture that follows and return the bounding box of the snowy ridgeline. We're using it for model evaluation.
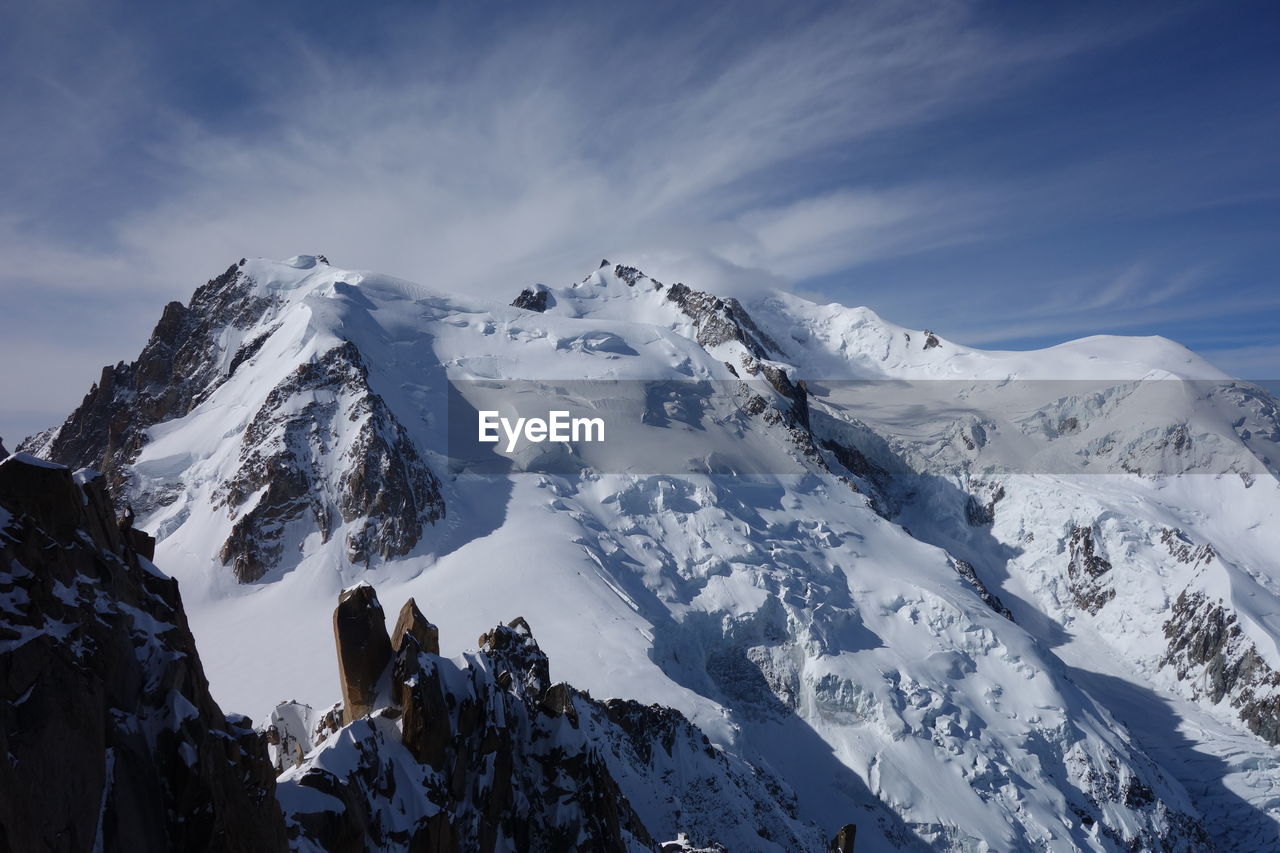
[14,254,1280,850]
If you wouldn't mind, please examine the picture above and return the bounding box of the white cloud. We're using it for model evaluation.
[723,185,1000,279]
[0,1,1230,439]
[76,1,1117,300]
[1198,343,1280,380]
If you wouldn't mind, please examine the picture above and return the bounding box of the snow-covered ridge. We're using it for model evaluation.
[19,255,1280,849]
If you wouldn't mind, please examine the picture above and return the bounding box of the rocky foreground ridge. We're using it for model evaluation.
[270,584,846,852]
[0,451,287,852]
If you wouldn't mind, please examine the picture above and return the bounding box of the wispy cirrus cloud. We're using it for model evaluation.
[1,0,1277,441]
[83,2,1115,293]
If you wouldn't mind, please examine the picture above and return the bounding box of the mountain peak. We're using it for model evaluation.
[23,256,446,582]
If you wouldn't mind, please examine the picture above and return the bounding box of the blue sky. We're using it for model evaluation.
[1,0,1277,442]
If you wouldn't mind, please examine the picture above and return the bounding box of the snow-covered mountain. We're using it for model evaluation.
[19,255,1280,850]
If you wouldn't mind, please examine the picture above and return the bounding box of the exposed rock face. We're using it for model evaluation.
[0,453,287,853]
[964,483,1005,526]
[584,694,823,847]
[390,596,439,655]
[665,280,782,359]
[815,434,898,516]
[477,615,550,697]
[1065,524,1116,613]
[1117,423,1196,477]
[214,340,444,581]
[277,587,826,852]
[829,824,857,852]
[333,583,393,725]
[819,437,882,482]
[1160,527,1216,567]
[511,286,549,312]
[19,263,271,498]
[0,438,7,461]
[629,266,815,438]
[1163,590,1280,745]
[613,264,645,286]
[953,558,1014,620]
[585,262,783,370]
[294,608,652,852]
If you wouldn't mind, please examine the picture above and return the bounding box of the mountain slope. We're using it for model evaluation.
[23,255,1280,850]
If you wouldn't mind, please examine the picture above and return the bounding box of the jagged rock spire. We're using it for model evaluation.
[333,583,393,724]
[391,596,439,655]
[829,823,857,852]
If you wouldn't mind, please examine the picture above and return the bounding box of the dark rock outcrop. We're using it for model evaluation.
[754,364,809,430]
[613,264,647,287]
[1065,525,1115,613]
[1160,527,1216,567]
[511,287,549,312]
[626,265,818,443]
[586,689,818,848]
[478,616,550,697]
[665,281,781,359]
[294,601,653,852]
[953,558,1014,621]
[588,262,782,361]
[829,823,857,852]
[333,583,393,724]
[964,483,1005,527]
[0,453,287,853]
[814,433,899,516]
[1163,590,1280,745]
